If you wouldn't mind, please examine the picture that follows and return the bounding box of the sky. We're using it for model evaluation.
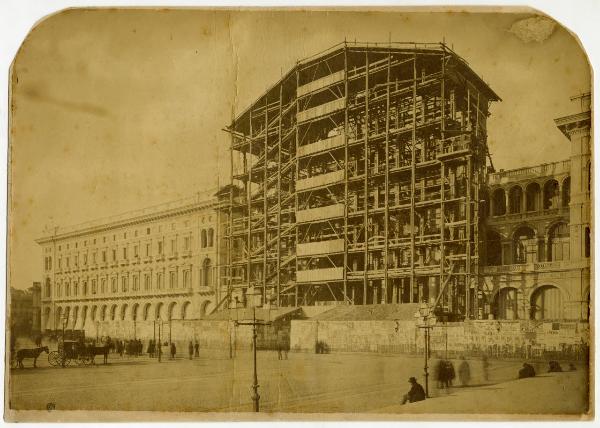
[8,9,590,289]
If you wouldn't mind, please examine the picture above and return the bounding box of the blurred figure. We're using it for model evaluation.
[188,341,194,360]
[518,362,536,379]
[569,362,577,371]
[170,342,176,359]
[548,360,563,372]
[402,377,426,404]
[458,356,471,386]
[482,355,490,381]
[194,341,200,358]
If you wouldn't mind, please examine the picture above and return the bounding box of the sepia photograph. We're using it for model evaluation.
[4,5,594,421]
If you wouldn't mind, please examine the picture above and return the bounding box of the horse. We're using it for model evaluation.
[85,344,110,365]
[16,346,49,368]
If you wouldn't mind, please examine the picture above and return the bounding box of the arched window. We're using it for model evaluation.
[492,188,506,216]
[543,179,559,210]
[83,281,88,295]
[201,230,207,248]
[101,305,107,321]
[203,258,212,287]
[143,303,151,321]
[493,287,523,320]
[486,230,503,266]
[91,306,97,321]
[131,303,139,321]
[155,302,164,320]
[73,282,79,296]
[110,305,117,321]
[585,227,590,258]
[525,182,541,212]
[168,302,177,320]
[120,304,128,321]
[508,186,523,214]
[530,285,563,320]
[207,228,214,247]
[181,301,191,320]
[548,223,570,261]
[45,278,51,298]
[562,176,571,207]
[81,306,88,327]
[513,226,536,264]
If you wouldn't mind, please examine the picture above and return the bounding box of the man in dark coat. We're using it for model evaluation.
[188,341,194,360]
[402,377,426,404]
[194,341,200,358]
[518,362,536,379]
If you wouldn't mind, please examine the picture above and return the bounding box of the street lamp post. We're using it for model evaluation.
[61,315,68,368]
[415,303,436,397]
[234,307,271,412]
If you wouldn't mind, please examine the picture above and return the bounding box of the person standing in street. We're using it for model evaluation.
[188,341,194,360]
[194,341,200,358]
[170,342,176,360]
[458,356,471,386]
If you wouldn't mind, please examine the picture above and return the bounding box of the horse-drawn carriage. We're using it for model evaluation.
[48,340,94,366]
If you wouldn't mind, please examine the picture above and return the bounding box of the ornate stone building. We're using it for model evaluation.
[37,191,221,338]
[481,93,591,321]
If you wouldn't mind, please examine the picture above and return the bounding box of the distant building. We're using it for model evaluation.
[36,191,223,339]
[10,283,41,336]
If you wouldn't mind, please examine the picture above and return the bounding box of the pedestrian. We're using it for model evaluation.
[458,356,471,386]
[170,342,176,359]
[518,362,536,379]
[188,341,194,360]
[482,355,490,381]
[401,377,426,404]
[194,341,200,358]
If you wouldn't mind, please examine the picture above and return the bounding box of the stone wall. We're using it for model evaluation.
[290,319,589,360]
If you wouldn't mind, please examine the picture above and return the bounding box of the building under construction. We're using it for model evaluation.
[220,42,501,321]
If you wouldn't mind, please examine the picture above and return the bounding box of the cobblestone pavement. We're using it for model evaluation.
[8,348,589,417]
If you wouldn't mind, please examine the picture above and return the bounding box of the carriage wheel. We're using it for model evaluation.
[48,351,61,367]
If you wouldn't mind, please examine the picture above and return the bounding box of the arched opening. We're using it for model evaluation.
[203,258,213,287]
[493,287,523,320]
[120,304,128,321]
[100,305,107,321]
[110,305,117,321]
[181,301,191,320]
[492,188,506,216]
[530,285,563,320]
[508,186,523,214]
[525,182,540,212]
[45,278,51,298]
[131,303,140,321]
[562,176,571,207]
[207,228,214,247]
[55,307,63,327]
[543,179,559,210]
[201,230,207,248]
[72,307,79,328]
[44,307,51,330]
[91,306,97,322]
[81,306,88,328]
[155,302,164,320]
[200,300,211,318]
[143,303,152,321]
[486,230,503,266]
[548,222,570,261]
[513,226,536,264]
[168,302,178,320]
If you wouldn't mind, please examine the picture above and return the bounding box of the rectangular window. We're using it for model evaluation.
[133,276,139,291]
[102,251,107,262]
[169,271,176,289]
[101,279,106,294]
[184,236,190,251]
[146,243,150,257]
[158,241,163,255]
[92,279,97,294]
[184,270,190,288]
[157,273,163,289]
[58,258,62,269]
[121,277,128,292]
[144,274,151,290]
[92,253,96,264]
[171,239,176,254]
[66,257,70,268]
[74,255,78,267]
[134,245,139,257]
[147,227,151,235]
[123,247,128,259]
[112,249,116,261]
[84,254,88,265]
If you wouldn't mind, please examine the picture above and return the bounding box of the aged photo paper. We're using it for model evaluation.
[5,7,593,421]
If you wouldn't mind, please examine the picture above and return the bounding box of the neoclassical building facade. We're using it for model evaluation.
[480,94,591,321]
[37,191,222,337]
